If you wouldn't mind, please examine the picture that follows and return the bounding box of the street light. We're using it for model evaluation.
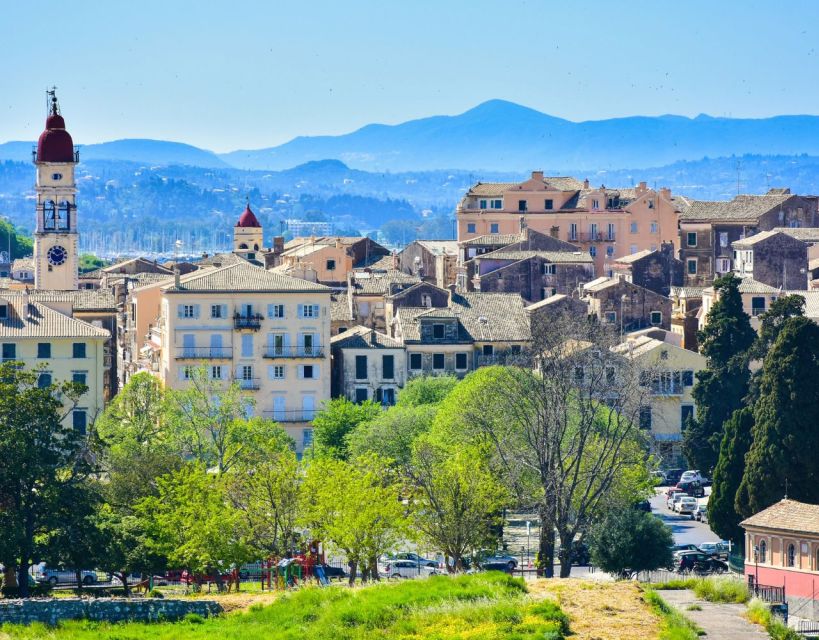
[753,544,760,592]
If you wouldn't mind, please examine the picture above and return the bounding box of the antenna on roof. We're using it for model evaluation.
[736,160,742,196]
[46,86,59,116]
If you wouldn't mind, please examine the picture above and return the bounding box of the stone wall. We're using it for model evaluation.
[0,597,222,626]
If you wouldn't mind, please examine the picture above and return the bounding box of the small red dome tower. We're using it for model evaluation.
[236,204,262,228]
[234,201,264,258]
[36,91,76,164]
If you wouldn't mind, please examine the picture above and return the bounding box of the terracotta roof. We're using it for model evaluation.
[773,227,819,242]
[732,230,792,247]
[468,182,519,197]
[196,252,249,268]
[0,294,109,338]
[613,249,655,264]
[330,325,403,349]
[351,270,420,296]
[101,257,173,275]
[330,294,354,322]
[525,294,570,311]
[12,258,34,272]
[163,262,331,294]
[741,499,819,535]
[679,194,792,222]
[236,204,262,228]
[478,250,593,264]
[414,240,458,256]
[460,233,524,247]
[28,289,117,311]
[736,278,780,294]
[670,286,707,298]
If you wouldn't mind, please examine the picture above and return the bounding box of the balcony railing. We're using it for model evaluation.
[263,346,325,359]
[751,307,766,317]
[233,313,263,330]
[237,378,260,390]
[262,411,315,422]
[649,384,684,396]
[176,347,233,359]
[576,232,616,242]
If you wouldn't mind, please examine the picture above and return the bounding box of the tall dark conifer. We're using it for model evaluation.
[708,407,753,544]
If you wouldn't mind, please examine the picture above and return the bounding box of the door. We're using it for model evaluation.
[302,395,315,421]
[182,334,195,358]
[210,334,223,357]
[273,396,286,421]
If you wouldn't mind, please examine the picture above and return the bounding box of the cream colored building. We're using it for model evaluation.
[613,334,706,467]
[0,292,108,432]
[158,262,332,454]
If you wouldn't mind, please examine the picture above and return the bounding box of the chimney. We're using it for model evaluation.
[273,236,284,254]
[174,264,181,289]
[660,187,671,200]
[447,283,457,306]
[637,181,647,194]
[531,170,544,181]
[583,178,590,189]
[370,327,377,346]
[335,237,342,249]
[22,286,30,320]
[391,249,399,270]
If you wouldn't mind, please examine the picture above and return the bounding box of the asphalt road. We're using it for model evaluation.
[651,488,722,546]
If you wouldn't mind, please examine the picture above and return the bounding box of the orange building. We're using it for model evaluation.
[456,171,685,275]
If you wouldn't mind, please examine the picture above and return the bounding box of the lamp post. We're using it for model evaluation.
[620,294,628,336]
[753,544,760,593]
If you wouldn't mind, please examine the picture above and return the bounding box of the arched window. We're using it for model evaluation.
[253,244,259,251]
[238,243,248,250]
[421,294,432,308]
[43,200,56,230]
[759,540,767,563]
[787,544,796,567]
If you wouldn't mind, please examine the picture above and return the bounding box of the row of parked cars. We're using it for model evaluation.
[670,542,731,574]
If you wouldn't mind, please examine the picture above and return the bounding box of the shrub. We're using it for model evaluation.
[147,588,164,599]
[183,612,205,624]
[746,599,801,640]
[644,589,703,640]
[692,577,748,604]
[529,599,571,635]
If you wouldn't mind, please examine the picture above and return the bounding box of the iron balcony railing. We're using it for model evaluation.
[263,346,325,358]
[32,148,80,163]
[176,347,233,359]
[262,410,316,422]
[575,231,616,242]
[233,313,263,330]
[237,378,260,390]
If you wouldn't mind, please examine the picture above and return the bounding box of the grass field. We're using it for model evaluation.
[0,573,574,640]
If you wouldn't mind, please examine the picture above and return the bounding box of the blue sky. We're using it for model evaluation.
[2,0,818,152]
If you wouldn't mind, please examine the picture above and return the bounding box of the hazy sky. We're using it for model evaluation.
[2,0,818,152]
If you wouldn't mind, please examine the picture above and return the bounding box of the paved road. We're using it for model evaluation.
[650,488,722,546]
[661,589,768,640]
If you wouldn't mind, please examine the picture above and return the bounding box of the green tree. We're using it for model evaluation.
[78,253,107,273]
[0,219,33,260]
[346,404,437,465]
[737,317,819,517]
[588,509,673,579]
[752,294,805,360]
[396,375,458,407]
[311,397,381,459]
[408,441,507,572]
[684,273,755,473]
[138,465,251,592]
[0,363,89,597]
[301,455,409,584]
[708,407,754,545]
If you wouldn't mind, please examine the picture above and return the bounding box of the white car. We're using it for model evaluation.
[382,560,441,579]
[669,493,690,511]
[680,470,704,484]
[674,497,698,515]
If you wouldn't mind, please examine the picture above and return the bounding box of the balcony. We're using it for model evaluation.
[751,307,766,317]
[474,352,528,368]
[33,147,80,163]
[649,384,684,397]
[234,313,263,330]
[576,232,616,243]
[176,347,233,360]
[263,346,325,359]
[262,411,315,423]
[237,378,260,390]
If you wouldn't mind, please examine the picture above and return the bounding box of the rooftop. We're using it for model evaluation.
[0,294,109,338]
[162,262,331,294]
[414,240,458,256]
[478,249,593,264]
[26,289,117,312]
[330,325,403,349]
[741,498,819,536]
[679,193,793,222]
[612,249,655,264]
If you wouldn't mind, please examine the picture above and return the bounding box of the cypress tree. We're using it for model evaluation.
[737,316,819,517]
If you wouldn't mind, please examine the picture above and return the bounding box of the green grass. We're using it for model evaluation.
[650,577,749,604]
[745,598,801,640]
[0,572,571,640]
[643,589,704,640]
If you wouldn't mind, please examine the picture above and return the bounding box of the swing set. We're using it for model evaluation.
[261,540,332,590]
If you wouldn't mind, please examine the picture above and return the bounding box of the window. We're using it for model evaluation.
[355,387,368,403]
[302,428,314,449]
[455,352,468,370]
[759,540,767,563]
[269,333,285,356]
[182,366,193,380]
[381,388,396,406]
[211,304,223,318]
[272,365,285,379]
[681,405,694,428]
[545,199,553,210]
[647,199,654,209]
[382,355,394,379]
[569,223,578,241]
[630,222,638,233]
[72,409,87,435]
[687,259,697,275]
[479,199,487,209]
[589,223,598,238]
[492,199,502,209]
[182,304,195,318]
[482,344,494,356]
[490,223,499,234]
[542,263,556,275]
[356,355,368,380]
[518,200,527,212]
[716,258,731,274]
[302,332,316,356]
[432,323,445,339]
[650,311,662,325]
[300,304,318,318]
[241,365,253,380]
[326,259,336,271]
[301,365,315,379]
[467,223,476,233]
[269,304,285,319]
[591,199,600,210]
[605,311,616,324]
[606,246,614,257]
[72,371,87,385]
[639,406,652,430]
[589,246,597,257]
[241,334,253,357]
[650,222,658,234]
[787,544,796,568]
[211,365,222,379]
[751,297,766,316]
[409,353,423,370]
[607,223,616,240]
[37,343,51,358]
[432,353,445,370]
[682,370,694,386]
[73,342,86,358]
[686,232,697,247]
[37,372,52,388]
[421,294,432,308]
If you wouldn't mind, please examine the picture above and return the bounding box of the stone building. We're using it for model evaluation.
[330,325,406,405]
[732,230,808,290]
[398,240,458,288]
[610,243,683,296]
[583,276,672,331]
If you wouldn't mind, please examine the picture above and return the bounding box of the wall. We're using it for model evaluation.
[475,257,593,301]
[587,280,672,331]
[747,235,808,290]
[0,597,222,626]
[334,346,406,402]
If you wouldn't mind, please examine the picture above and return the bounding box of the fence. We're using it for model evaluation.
[750,581,786,604]
[794,618,819,636]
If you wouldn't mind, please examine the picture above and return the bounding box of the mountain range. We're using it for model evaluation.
[4,100,819,173]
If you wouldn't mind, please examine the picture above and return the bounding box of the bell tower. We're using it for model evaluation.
[234,201,264,261]
[33,88,79,290]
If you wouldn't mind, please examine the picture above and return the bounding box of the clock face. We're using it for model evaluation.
[47,245,67,266]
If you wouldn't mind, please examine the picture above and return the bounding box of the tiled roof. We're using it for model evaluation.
[468,182,519,197]
[809,258,819,272]
[163,262,331,294]
[101,257,173,275]
[351,270,420,296]
[460,233,524,247]
[396,292,531,343]
[0,294,110,338]
[732,230,789,247]
[741,499,819,535]
[414,240,458,256]
[525,294,570,311]
[196,252,249,268]
[679,194,792,222]
[106,272,176,287]
[330,325,403,349]
[773,227,819,242]
[330,294,354,322]
[478,249,593,264]
[28,289,117,311]
[736,278,780,294]
[613,249,655,264]
[542,176,586,191]
[670,286,707,298]
[12,258,33,272]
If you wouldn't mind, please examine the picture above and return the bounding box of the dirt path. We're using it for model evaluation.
[660,589,768,639]
[528,579,660,640]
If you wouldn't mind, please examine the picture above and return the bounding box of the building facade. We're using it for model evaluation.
[398,240,458,289]
[732,231,808,290]
[330,326,406,405]
[583,276,672,332]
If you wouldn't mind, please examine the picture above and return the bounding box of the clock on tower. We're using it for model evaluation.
[33,89,79,291]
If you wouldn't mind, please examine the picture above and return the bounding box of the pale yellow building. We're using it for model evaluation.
[158,262,332,454]
[0,292,108,432]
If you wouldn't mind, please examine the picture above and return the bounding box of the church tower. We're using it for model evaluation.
[233,202,263,261]
[34,90,79,290]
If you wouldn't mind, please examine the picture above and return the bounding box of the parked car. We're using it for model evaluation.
[680,470,704,484]
[669,492,690,511]
[674,496,698,515]
[635,499,652,512]
[665,487,685,508]
[675,551,728,574]
[664,469,684,485]
[34,566,97,586]
[181,569,226,584]
[699,542,730,560]
[478,553,518,571]
[671,544,701,554]
[692,505,708,522]
[676,480,705,498]
[383,560,439,579]
[163,569,185,583]
[387,552,438,568]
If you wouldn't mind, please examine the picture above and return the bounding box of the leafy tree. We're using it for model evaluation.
[684,273,755,473]
[346,404,437,465]
[0,363,89,597]
[0,219,33,259]
[396,375,458,407]
[708,407,754,545]
[408,441,507,572]
[78,253,107,273]
[95,372,180,508]
[138,465,251,592]
[588,509,673,579]
[311,397,381,459]
[737,317,819,517]
[301,455,409,584]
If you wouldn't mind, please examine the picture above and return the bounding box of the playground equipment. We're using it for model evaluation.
[261,540,328,590]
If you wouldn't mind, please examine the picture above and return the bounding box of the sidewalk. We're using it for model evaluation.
[660,589,768,639]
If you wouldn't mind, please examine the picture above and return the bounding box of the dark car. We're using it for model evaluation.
[676,480,705,498]
[321,564,346,580]
[478,553,518,571]
[664,469,684,485]
[676,551,727,574]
